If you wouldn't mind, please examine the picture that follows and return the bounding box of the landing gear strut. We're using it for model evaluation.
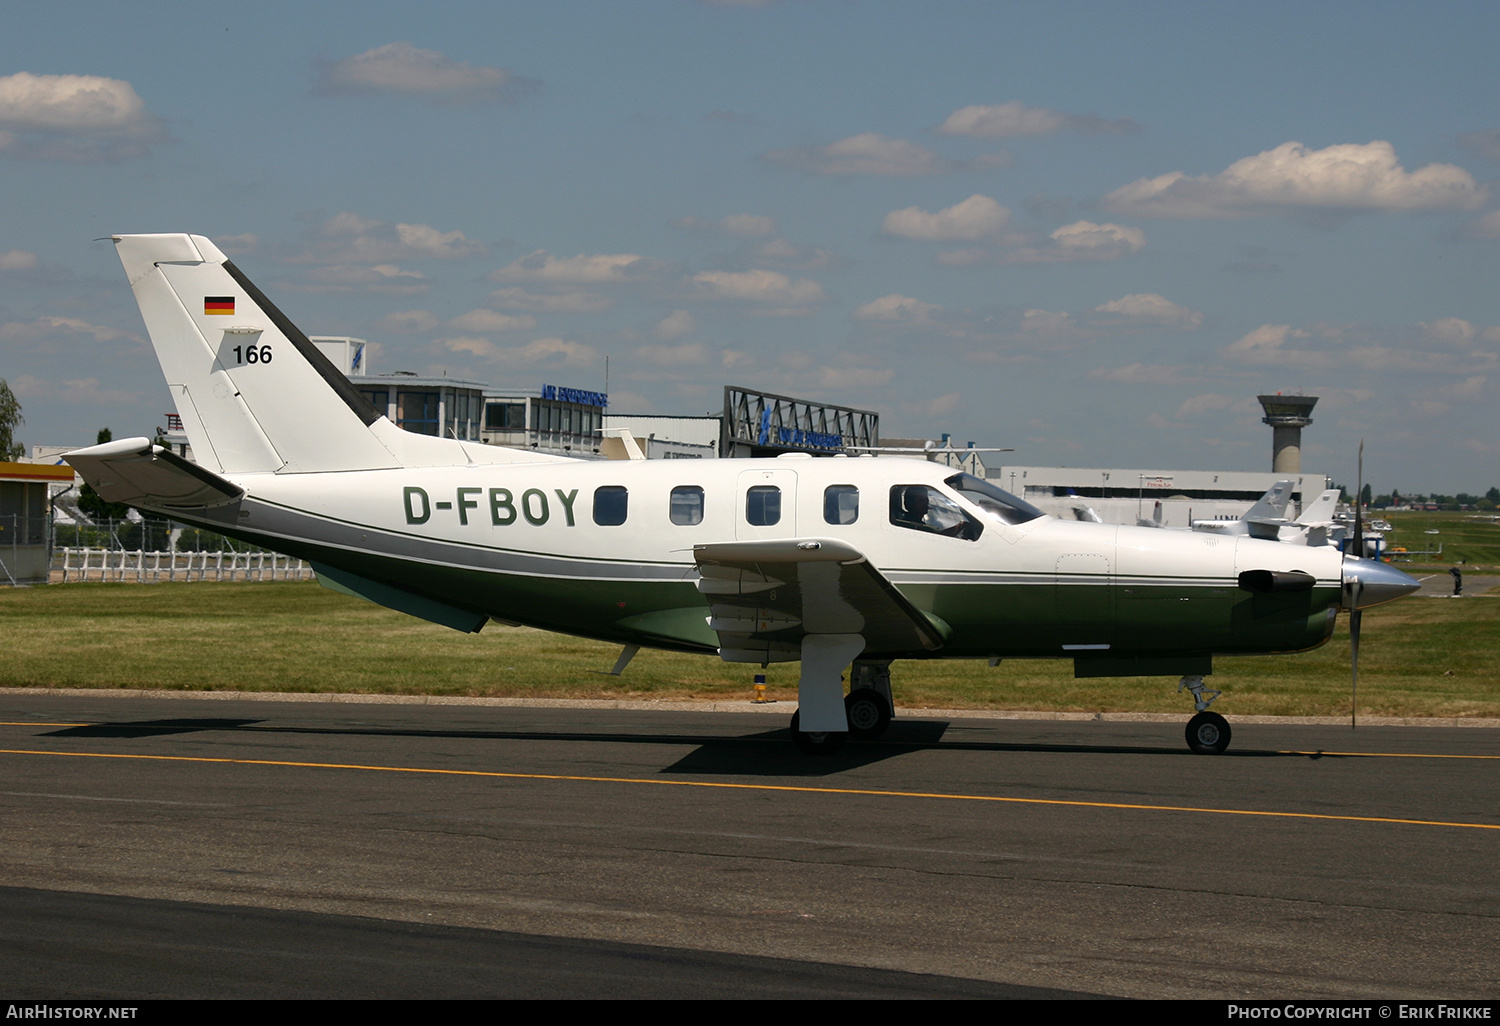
[1178,675,1231,754]
[788,658,893,752]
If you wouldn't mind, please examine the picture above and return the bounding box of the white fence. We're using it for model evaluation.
[54,547,315,584]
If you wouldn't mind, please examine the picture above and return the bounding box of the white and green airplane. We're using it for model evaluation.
[65,234,1420,755]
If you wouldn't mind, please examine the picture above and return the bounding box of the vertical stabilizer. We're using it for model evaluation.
[114,233,400,475]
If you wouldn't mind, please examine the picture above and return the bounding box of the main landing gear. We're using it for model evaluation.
[1179,674,1231,754]
[789,660,894,754]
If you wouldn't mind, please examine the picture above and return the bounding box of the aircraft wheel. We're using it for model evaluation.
[1185,711,1231,755]
[844,688,892,740]
[789,711,847,755]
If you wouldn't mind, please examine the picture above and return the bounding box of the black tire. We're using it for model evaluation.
[789,710,847,755]
[844,688,892,740]
[1185,711,1231,755]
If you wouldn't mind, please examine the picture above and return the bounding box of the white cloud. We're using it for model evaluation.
[290,263,428,295]
[746,237,837,270]
[448,309,537,333]
[852,294,943,325]
[935,101,1138,138]
[1104,141,1485,218]
[931,219,1144,265]
[1225,324,1308,364]
[1422,317,1476,344]
[673,213,777,237]
[1019,309,1074,337]
[0,249,38,271]
[0,316,138,346]
[654,309,695,339]
[722,213,777,237]
[481,337,598,367]
[808,365,894,390]
[904,392,964,418]
[58,377,142,407]
[1173,393,1239,419]
[765,133,972,176]
[1453,375,1487,399]
[1091,293,1203,330]
[0,72,166,161]
[1088,363,1199,385]
[883,194,1010,241]
[485,287,614,313]
[296,212,485,263]
[318,42,539,103]
[1468,210,1500,239]
[490,251,658,284]
[214,234,258,256]
[1049,220,1145,257]
[690,269,825,313]
[635,341,708,366]
[1223,320,1500,374]
[374,310,441,334]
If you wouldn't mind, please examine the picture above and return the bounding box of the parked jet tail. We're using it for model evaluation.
[112,234,558,476]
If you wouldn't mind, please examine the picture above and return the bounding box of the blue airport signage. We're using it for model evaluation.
[541,384,608,408]
[778,427,843,450]
[756,410,841,450]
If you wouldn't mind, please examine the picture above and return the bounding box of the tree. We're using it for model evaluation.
[1360,483,1372,508]
[0,378,22,461]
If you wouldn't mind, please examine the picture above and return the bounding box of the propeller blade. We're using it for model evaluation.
[1350,603,1362,730]
[1353,439,1364,558]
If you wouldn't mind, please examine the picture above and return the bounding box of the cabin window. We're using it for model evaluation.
[889,485,982,540]
[824,485,859,525]
[593,486,628,526]
[944,473,1046,526]
[670,486,704,526]
[745,485,781,526]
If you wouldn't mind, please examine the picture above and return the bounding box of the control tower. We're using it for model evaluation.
[1257,394,1318,473]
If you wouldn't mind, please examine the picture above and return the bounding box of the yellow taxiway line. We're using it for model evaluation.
[1,746,1495,832]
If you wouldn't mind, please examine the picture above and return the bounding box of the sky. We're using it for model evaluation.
[1,0,1496,495]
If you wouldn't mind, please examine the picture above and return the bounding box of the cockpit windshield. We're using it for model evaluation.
[945,474,1047,526]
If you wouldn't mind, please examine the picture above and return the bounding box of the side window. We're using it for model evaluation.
[824,484,859,525]
[889,485,982,540]
[593,486,628,526]
[745,485,781,526]
[670,485,704,526]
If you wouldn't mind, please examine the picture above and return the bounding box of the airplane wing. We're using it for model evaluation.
[63,437,244,510]
[694,537,948,662]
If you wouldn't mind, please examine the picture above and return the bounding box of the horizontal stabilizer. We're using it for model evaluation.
[63,437,244,510]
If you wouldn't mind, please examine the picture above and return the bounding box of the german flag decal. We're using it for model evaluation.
[204,296,235,315]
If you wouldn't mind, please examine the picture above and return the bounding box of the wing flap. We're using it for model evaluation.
[693,537,946,659]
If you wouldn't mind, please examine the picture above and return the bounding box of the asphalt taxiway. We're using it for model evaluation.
[1,691,1496,999]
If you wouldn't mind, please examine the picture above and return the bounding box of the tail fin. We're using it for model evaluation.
[1242,479,1294,522]
[1295,489,1341,526]
[115,234,402,475]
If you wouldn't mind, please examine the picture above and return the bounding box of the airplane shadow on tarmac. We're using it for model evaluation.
[39,716,1351,778]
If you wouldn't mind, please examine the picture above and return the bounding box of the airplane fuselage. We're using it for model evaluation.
[183,452,1348,666]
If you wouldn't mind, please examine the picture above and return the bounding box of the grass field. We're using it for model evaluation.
[1379,510,1500,568]
[3,578,1496,719]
